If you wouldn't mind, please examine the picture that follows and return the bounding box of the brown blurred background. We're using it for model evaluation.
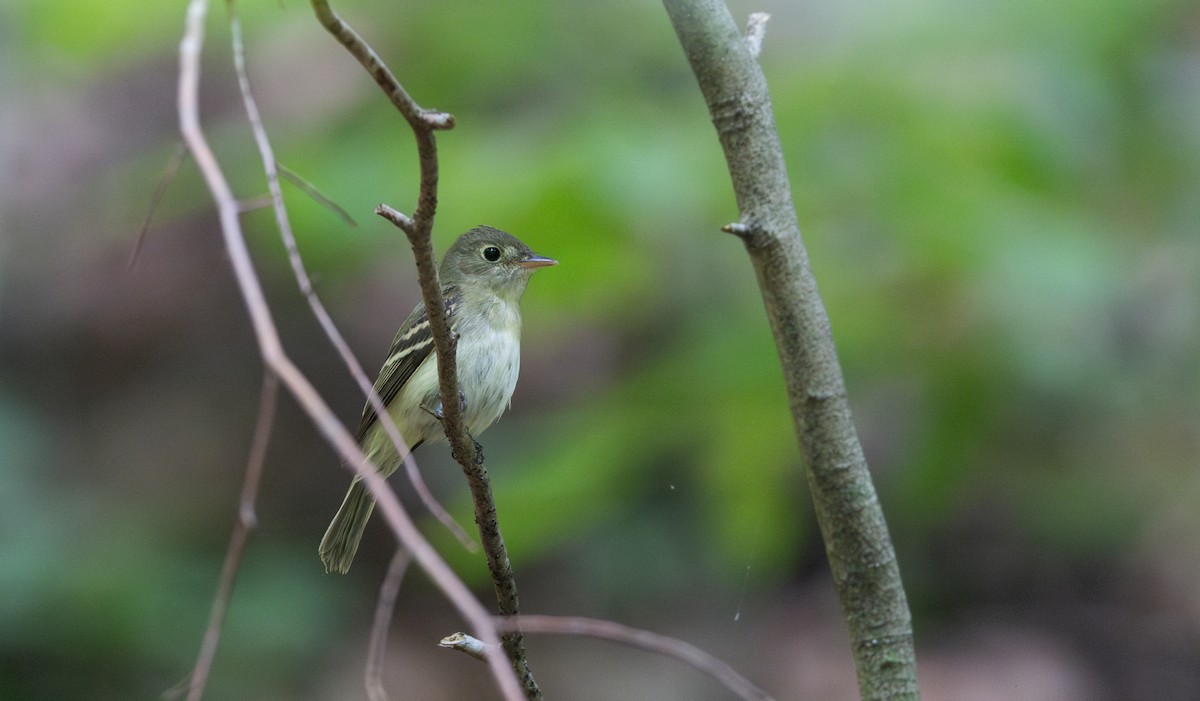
[2,0,1199,699]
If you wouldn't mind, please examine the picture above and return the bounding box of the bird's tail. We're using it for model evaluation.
[318,477,376,574]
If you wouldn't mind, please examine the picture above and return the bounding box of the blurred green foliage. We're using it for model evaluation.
[2,0,1198,698]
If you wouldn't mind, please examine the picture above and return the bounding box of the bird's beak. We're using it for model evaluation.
[517,254,558,269]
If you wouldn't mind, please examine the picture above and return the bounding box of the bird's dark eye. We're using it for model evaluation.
[482,246,501,262]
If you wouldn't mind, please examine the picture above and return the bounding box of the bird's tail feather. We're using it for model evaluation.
[318,477,375,574]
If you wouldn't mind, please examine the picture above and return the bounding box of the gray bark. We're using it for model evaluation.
[662,1,920,698]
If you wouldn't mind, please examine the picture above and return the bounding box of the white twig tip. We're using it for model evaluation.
[375,204,415,233]
[422,110,456,130]
[439,632,490,661]
[722,222,752,237]
[745,13,770,59]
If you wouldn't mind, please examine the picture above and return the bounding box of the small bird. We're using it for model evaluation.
[319,226,556,574]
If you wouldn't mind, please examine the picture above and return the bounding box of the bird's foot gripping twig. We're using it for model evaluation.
[423,389,468,423]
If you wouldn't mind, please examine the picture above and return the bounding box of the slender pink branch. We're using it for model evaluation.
[177,3,522,700]
[496,615,775,701]
[227,3,475,552]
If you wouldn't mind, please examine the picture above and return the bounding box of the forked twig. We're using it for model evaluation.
[227,0,475,552]
[309,2,540,697]
[177,2,523,699]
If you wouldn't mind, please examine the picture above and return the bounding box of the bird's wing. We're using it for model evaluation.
[354,288,461,442]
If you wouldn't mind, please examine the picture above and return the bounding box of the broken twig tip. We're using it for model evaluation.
[423,111,456,130]
[722,222,752,237]
[375,204,415,233]
[439,632,490,661]
[745,13,770,59]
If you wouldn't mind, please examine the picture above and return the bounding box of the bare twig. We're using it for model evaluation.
[743,13,769,60]
[497,616,775,701]
[228,0,475,551]
[451,441,528,646]
[308,0,455,132]
[310,2,540,697]
[366,548,414,701]
[129,141,188,269]
[444,615,776,701]
[276,161,358,227]
[443,615,777,701]
[168,372,277,701]
[439,632,490,660]
[662,1,918,698]
[177,3,522,700]
[306,0,461,457]
[375,202,414,234]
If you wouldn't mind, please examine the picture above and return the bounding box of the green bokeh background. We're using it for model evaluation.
[2,0,1197,699]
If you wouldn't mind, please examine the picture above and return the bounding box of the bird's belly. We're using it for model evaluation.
[457,327,521,433]
[390,327,520,444]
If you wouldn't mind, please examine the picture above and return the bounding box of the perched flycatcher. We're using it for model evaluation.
[319,226,556,574]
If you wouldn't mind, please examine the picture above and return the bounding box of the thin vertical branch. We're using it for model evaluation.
[455,441,527,629]
[310,3,540,697]
[661,1,919,699]
[129,142,189,269]
[366,548,414,701]
[177,2,523,699]
[227,0,475,552]
[173,372,277,701]
[305,0,461,472]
